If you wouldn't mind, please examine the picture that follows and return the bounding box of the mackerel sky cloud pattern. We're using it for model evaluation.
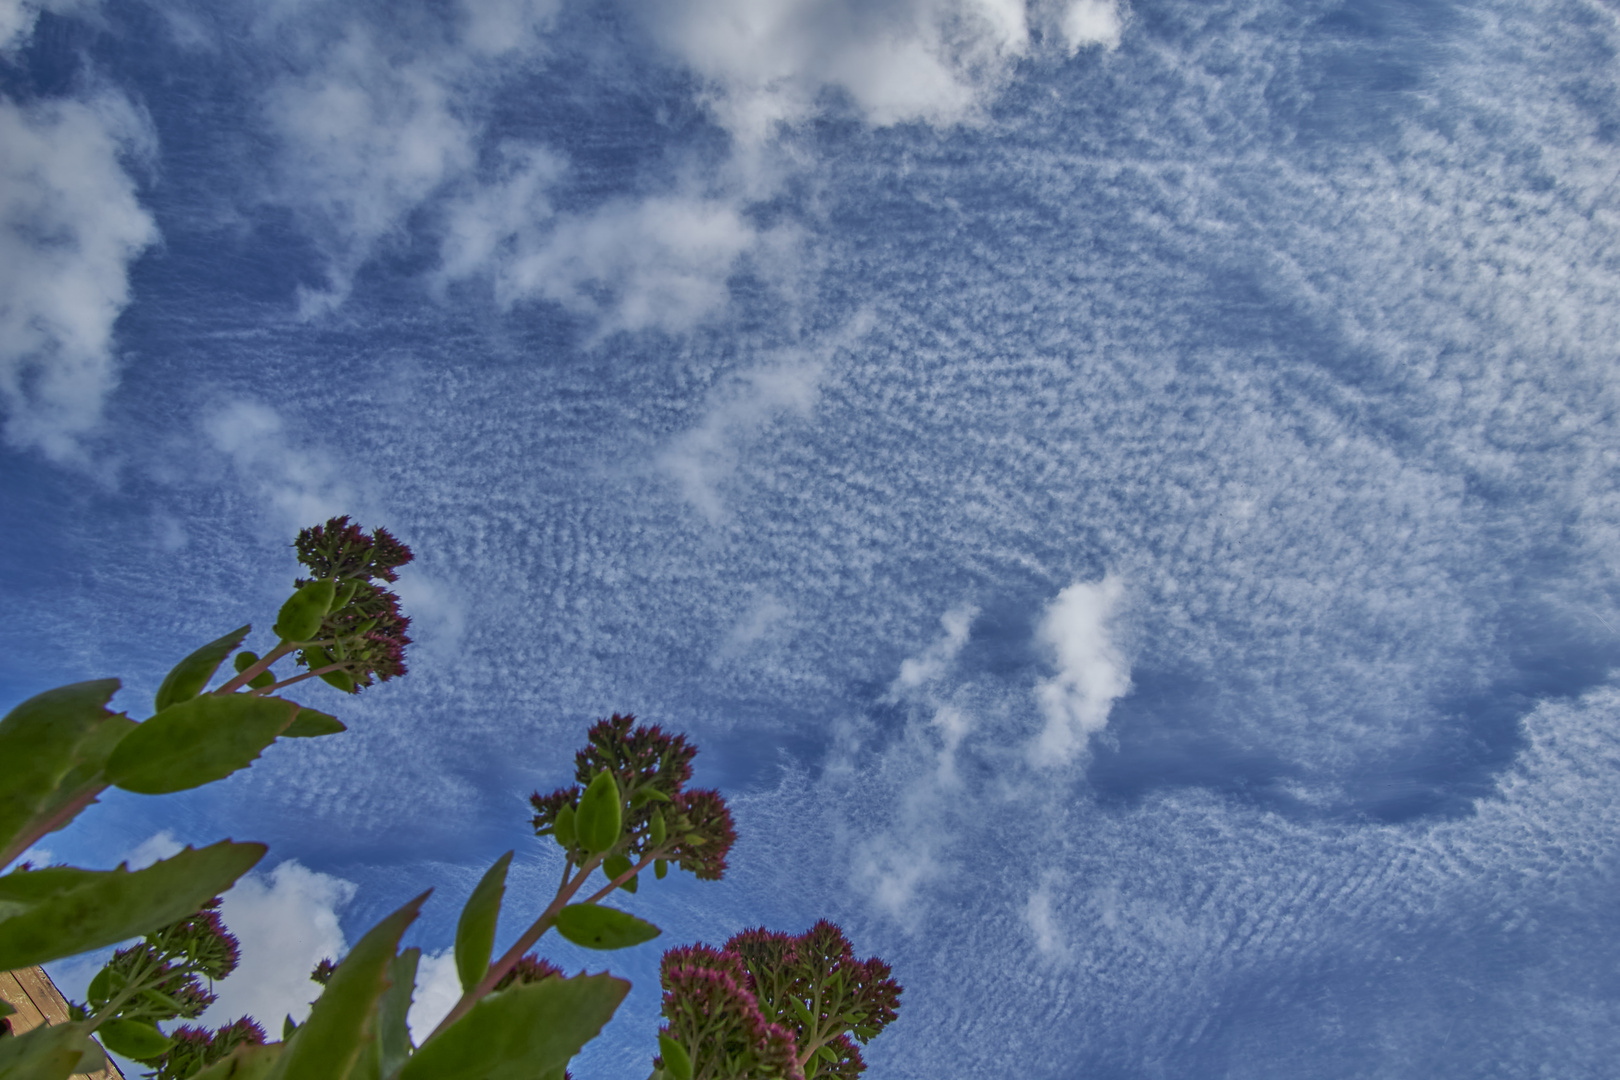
[3,0,1618,1076]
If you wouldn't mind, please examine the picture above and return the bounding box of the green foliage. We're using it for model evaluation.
[98,1017,174,1060]
[0,515,898,1080]
[283,708,345,738]
[266,893,426,1080]
[553,904,661,950]
[397,974,628,1080]
[155,627,251,712]
[575,769,622,854]
[0,842,264,969]
[454,852,513,994]
[273,580,335,643]
[0,679,129,865]
[0,1019,106,1080]
[105,695,298,794]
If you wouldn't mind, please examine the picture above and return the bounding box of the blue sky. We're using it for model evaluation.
[3,0,1619,1075]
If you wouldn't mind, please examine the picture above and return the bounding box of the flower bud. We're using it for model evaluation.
[554,803,577,849]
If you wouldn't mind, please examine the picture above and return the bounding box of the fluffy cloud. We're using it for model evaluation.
[1030,576,1130,767]
[480,194,757,338]
[200,860,357,1028]
[0,91,157,460]
[405,948,461,1043]
[1057,0,1124,52]
[635,0,1126,140]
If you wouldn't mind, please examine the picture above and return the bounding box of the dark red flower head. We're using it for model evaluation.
[722,921,901,1080]
[658,945,802,1080]
[530,715,735,882]
[290,517,415,690]
[295,516,414,583]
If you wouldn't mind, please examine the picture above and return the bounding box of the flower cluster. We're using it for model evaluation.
[657,946,802,1080]
[728,922,900,1080]
[290,516,414,690]
[148,1018,266,1080]
[657,923,901,1080]
[294,516,413,583]
[85,900,243,1028]
[529,715,736,881]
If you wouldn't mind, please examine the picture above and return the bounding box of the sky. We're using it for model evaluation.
[2,0,1619,1076]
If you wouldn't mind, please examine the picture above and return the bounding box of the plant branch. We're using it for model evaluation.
[246,663,349,696]
[213,640,299,695]
[425,856,601,1042]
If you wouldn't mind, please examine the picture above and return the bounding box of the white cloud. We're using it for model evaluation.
[202,400,361,532]
[262,25,479,316]
[1056,0,1124,52]
[200,860,357,1028]
[892,603,977,693]
[405,948,461,1043]
[491,194,757,338]
[126,830,184,870]
[0,92,158,460]
[636,0,1043,142]
[0,0,95,53]
[1030,576,1130,767]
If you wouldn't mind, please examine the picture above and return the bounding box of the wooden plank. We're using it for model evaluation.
[0,967,125,1079]
[0,968,50,1034]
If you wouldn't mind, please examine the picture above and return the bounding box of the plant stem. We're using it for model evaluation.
[214,640,298,695]
[247,664,348,696]
[424,856,600,1042]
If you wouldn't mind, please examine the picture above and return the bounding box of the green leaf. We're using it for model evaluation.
[0,1020,103,1080]
[284,709,346,739]
[553,804,576,849]
[154,626,251,712]
[105,694,299,795]
[455,851,513,994]
[817,1045,838,1064]
[98,1017,174,1060]
[654,859,667,881]
[648,810,666,848]
[234,652,260,673]
[274,580,336,643]
[266,892,427,1080]
[789,997,814,1027]
[0,679,125,861]
[399,973,628,1080]
[551,904,660,951]
[601,853,635,893]
[319,669,358,693]
[574,771,621,854]
[378,947,420,1080]
[192,1043,284,1080]
[658,1035,692,1080]
[0,840,266,969]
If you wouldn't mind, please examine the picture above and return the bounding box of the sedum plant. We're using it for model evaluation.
[0,517,899,1080]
